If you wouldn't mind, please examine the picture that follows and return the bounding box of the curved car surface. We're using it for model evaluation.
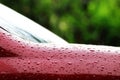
[0,3,68,44]
[0,3,120,80]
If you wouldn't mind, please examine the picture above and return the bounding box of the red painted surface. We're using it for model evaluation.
[0,60,17,73]
[0,28,120,80]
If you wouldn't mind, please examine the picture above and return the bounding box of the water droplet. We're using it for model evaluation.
[15,76,18,79]
[28,61,31,64]
[37,70,40,73]
[82,54,85,57]
[53,61,57,64]
[57,78,60,80]
[55,70,59,73]
[94,61,98,64]
[92,75,96,78]
[1,71,7,74]
[113,69,117,72]
[53,48,56,50]
[18,41,20,43]
[36,62,40,65]
[47,57,50,60]
[60,66,65,70]
[23,69,27,72]
[31,47,33,48]
[89,49,95,52]
[68,62,72,65]
[101,65,105,69]
[80,59,83,61]
[108,50,111,52]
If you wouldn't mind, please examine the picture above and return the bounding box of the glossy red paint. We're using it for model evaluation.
[0,28,120,80]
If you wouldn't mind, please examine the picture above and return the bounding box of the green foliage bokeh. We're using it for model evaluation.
[0,0,120,46]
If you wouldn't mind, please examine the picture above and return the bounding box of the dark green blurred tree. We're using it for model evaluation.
[88,0,120,46]
[0,0,120,46]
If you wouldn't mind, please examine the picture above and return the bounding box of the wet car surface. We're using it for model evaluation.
[0,3,120,80]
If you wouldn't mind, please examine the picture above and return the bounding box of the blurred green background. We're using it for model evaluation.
[0,0,120,46]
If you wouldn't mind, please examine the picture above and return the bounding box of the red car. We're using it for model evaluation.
[0,3,120,80]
